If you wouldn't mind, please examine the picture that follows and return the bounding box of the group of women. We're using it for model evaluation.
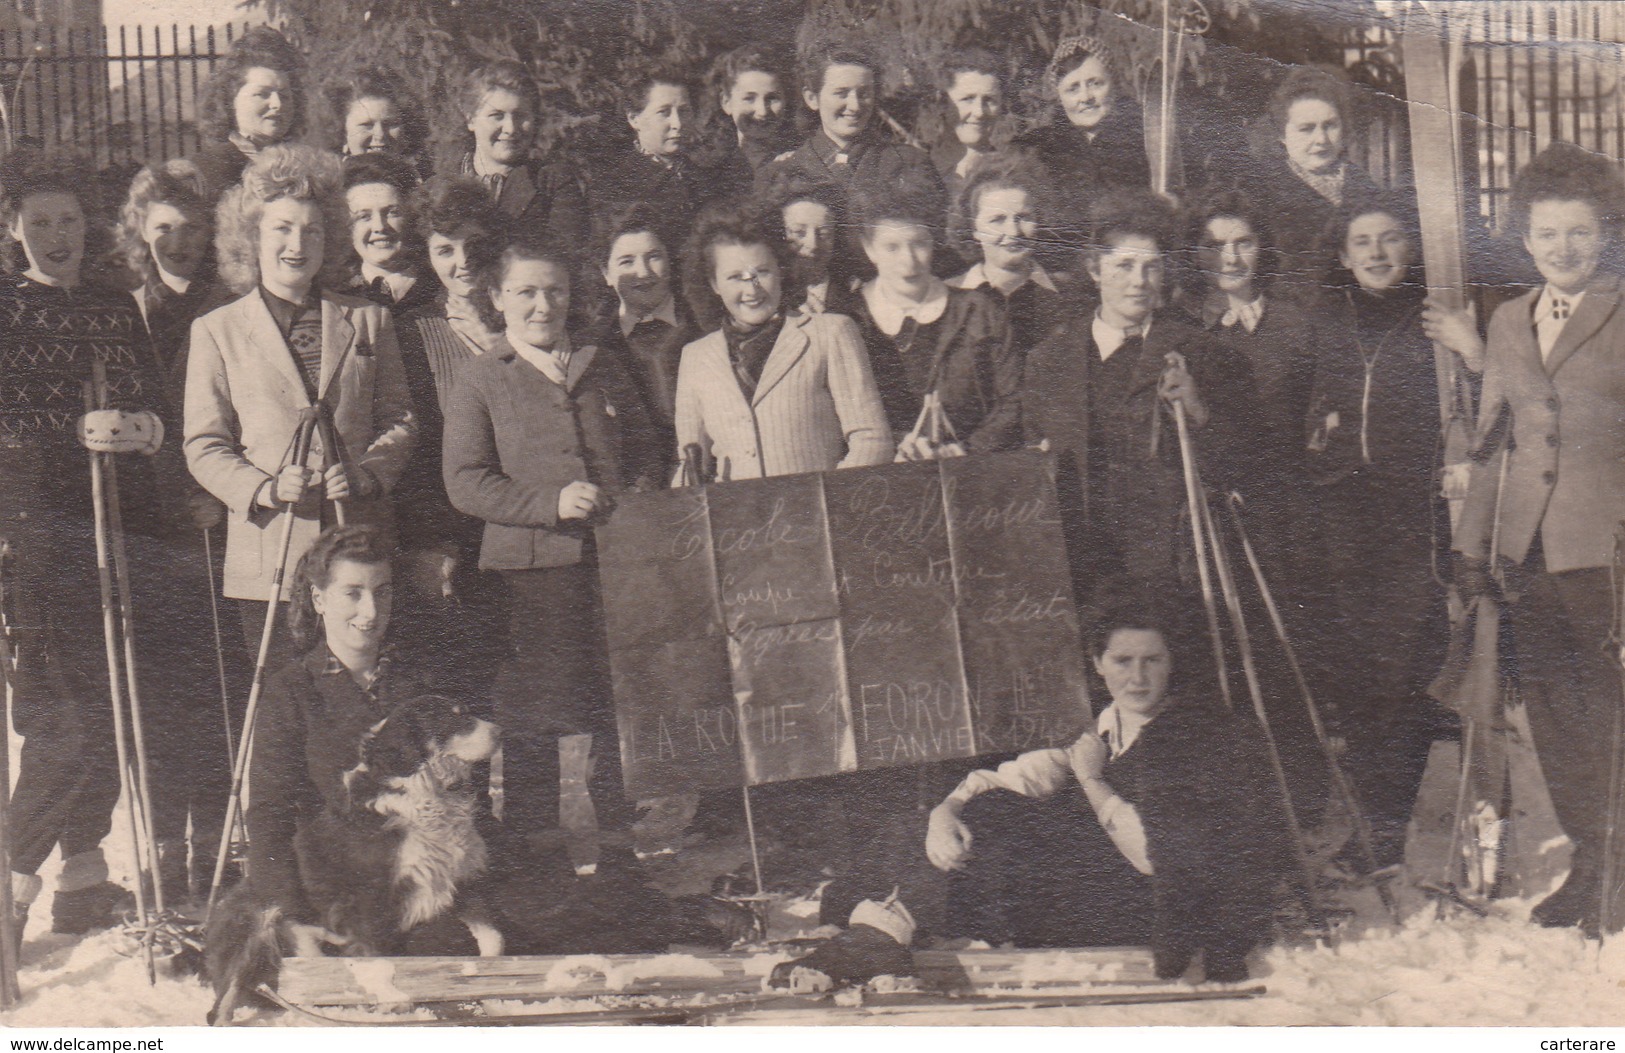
[3,18,1623,967]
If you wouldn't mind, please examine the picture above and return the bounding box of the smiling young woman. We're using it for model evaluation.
[0,148,209,937]
[444,60,587,259]
[189,27,307,205]
[184,144,416,673]
[441,237,656,873]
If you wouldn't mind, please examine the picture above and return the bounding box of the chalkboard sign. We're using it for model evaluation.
[597,449,1090,797]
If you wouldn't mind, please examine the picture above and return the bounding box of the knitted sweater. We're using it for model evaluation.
[0,275,180,539]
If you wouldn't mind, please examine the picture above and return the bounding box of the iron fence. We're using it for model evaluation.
[0,22,254,170]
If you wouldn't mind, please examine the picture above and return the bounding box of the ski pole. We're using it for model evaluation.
[205,407,321,921]
[82,376,156,984]
[1200,488,1330,930]
[203,528,236,762]
[90,366,166,926]
[0,540,20,1006]
[1223,493,1400,923]
[1166,371,1232,708]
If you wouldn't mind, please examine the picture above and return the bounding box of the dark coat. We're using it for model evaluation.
[1234,154,1382,303]
[756,131,945,229]
[1020,306,1256,599]
[442,152,589,257]
[1305,283,1448,717]
[1012,108,1150,244]
[1186,295,1319,581]
[583,303,701,486]
[849,285,1024,451]
[189,139,253,203]
[1117,701,1290,979]
[442,336,645,572]
[246,647,431,919]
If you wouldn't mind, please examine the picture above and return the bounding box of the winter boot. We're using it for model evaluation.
[769,896,918,989]
[51,850,131,935]
[1533,850,1600,931]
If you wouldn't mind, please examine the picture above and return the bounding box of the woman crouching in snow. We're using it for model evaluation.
[788,607,1292,987]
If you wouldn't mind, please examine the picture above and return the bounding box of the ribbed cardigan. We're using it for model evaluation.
[672,310,893,482]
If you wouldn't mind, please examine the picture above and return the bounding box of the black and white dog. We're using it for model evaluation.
[206,694,503,1024]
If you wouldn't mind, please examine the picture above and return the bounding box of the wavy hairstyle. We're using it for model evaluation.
[413,175,505,246]
[1265,65,1356,141]
[949,150,1056,262]
[1507,141,1625,241]
[289,524,395,651]
[321,64,428,158]
[470,237,575,335]
[453,60,540,161]
[214,143,347,295]
[798,38,879,98]
[1084,188,1181,259]
[708,44,789,112]
[681,204,793,332]
[0,147,105,276]
[1185,187,1280,288]
[114,158,211,290]
[196,26,306,145]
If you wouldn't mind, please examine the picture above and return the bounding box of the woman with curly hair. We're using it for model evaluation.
[929,50,1009,211]
[1235,66,1381,302]
[0,148,201,941]
[322,64,429,173]
[114,158,218,403]
[189,26,307,202]
[698,45,794,198]
[947,152,1070,356]
[1011,36,1149,247]
[444,59,587,254]
[1454,144,1625,935]
[183,143,416,671]
[847,185,1022,459]
[675,206,891,481]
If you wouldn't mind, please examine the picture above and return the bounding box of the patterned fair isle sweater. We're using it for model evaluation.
[0,274,177,533]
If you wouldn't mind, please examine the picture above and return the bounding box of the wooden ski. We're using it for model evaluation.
[277,946,1160,1008]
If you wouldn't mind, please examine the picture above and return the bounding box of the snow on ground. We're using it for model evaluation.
[2,890,1622,1027]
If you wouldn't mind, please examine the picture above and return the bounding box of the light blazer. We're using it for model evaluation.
[184,288,417,600]
[1455,273,1625,573]
[672,311,893,481]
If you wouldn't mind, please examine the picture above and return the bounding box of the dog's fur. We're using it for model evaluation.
[206,694,502,1025]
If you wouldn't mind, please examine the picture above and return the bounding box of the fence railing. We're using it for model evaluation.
[0,23,255,170]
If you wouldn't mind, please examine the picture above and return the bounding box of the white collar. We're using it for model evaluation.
[1096,702,1154,758]
[803,279,831,314]
[1534,284,1586,325]
[950,261,1058,296]
[360,263,417,302]
[1210,294,1264,333]
[1092,311,1151,361]
[155,265,191,296]
[862,278,950,336]
[618,295,680,338]
[507,332,574,386]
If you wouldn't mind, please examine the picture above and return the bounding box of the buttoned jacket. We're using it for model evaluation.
[1455,273,1625,573]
